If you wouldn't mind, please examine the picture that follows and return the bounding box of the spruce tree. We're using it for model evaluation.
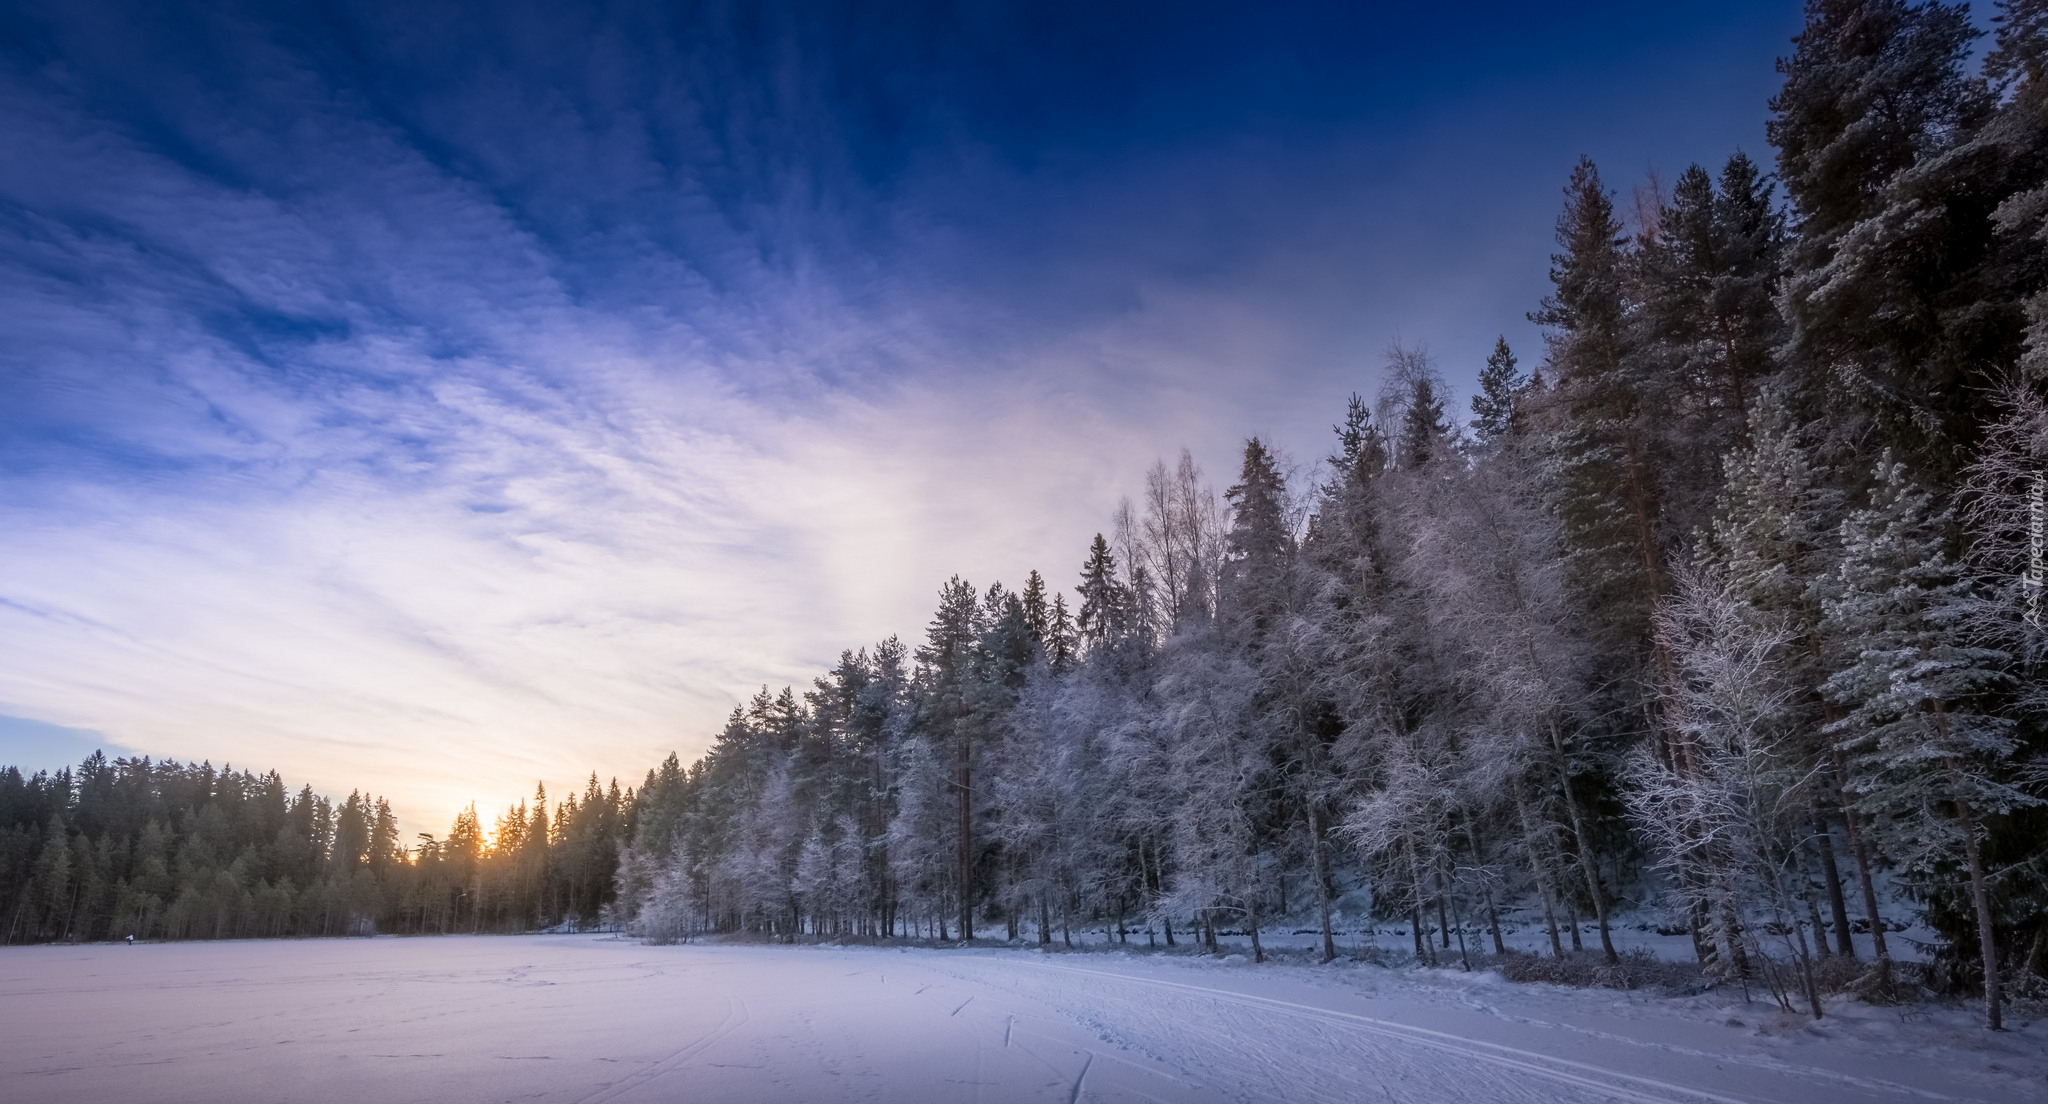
[1632,154,1785,533]
[1710,397,1878,959]
[1822,456,2031,1027]
[1221,437,1292,625]
[1021,569,1051,646]
[1769,0,2026,467]
[1531,156,1669,653]
[1982,0,2048,387]
[1399,378,1452,469]
[1076,535,1127,653]
[1047,593,1077,673]
[1471,337,1529,444]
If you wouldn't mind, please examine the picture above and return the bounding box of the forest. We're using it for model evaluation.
[615,0,2048,1031]
[0,755,631,941]
[2,0,2045,1033]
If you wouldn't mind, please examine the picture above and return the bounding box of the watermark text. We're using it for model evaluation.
[2028,470,2043,629]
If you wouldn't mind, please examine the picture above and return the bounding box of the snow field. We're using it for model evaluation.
[0,935,2040,1104]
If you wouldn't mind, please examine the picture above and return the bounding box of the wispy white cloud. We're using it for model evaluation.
[0,0,1796,827]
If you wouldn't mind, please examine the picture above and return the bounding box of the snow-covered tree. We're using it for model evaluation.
[1709,397,1876,961]
[1470,337,1530,445]
[1629,565,1823,1016]
[1823,455,2032,1028]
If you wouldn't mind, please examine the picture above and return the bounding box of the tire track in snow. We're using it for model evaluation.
[573,994,748,1104]
[914,963,1218,1103]
[1002,960,1765,1104]
[1442,990,1975,1103]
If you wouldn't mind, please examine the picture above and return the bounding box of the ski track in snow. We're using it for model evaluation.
[0,935,2038,1104]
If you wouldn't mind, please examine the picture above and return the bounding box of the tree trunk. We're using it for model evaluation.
[1800,863,1831,959]
[1483,882,1506,955]
[1404,834,1431,964]
[1830,747,1890,963]
[1813,816,1855,958]
[1514,788,1565,958]
[1306,802,1337,963]
[1451,896,1471,971]
[1548,721,1616,962]
[1958,798,2004,1031]
[956,752,973,942]
[1436,885,1452,951]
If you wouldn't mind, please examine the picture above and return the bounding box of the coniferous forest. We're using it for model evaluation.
[5,0,2047,1034]
[0,755,631,941]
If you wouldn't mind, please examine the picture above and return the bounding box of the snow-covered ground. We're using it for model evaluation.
[0,935,2039,1103]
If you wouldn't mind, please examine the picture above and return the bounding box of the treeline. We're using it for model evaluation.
[0,752,631,942]
[619,0,2047,1030]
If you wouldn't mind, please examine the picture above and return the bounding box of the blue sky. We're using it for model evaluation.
[0,0,1805,827]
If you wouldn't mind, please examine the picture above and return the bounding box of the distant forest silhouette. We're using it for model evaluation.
[1,753,628,941]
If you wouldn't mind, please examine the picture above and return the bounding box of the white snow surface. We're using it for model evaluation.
[1,935,2041,1104]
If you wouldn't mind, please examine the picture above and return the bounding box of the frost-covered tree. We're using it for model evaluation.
[1709,397,1875,960]
[1155,629,1274,959]
[1077,535,1129,655]
[1633,154,1787,536]
[1470,337,1530,445]
[1629,565,1824,1016]
[1530,157,1671,659]
[1394,430,1618,961]
[1136,450,1225,630]
[510,7,2048,1022]
[1823,456,2032,1027]
[1770,0,2039,469]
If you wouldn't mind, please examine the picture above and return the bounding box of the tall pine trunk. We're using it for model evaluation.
[1830,746,1890,964]
[1548,720,1617,961]
[955,748,973,941]
[1812,816,1855,958]
[1957,798,2003,1031]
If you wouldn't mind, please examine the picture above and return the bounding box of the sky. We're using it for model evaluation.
[0,0,1809,831]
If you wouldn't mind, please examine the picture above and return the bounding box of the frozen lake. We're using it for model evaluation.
[1,935,2040,1103]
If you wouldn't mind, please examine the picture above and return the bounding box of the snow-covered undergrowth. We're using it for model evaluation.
[2,934,2040,1104]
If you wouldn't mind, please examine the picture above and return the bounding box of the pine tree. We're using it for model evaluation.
[1823,455,2032,1028]
[917,577,987,940]
[1314,394,1391,610]
[1709,397,1877,961]
[1046,593,1077,673]
[1769,0,2024,467]
[1983,0,2048,387]
[1076,535,1127,653]
[1399,378,1452,469]
[1632,153,1786,533]
[1531,156,1670,654]
[1471,337,1529,444]
[1021,570,1050,645]
[1221,438,1292,630]
[1769,0,1983,244]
